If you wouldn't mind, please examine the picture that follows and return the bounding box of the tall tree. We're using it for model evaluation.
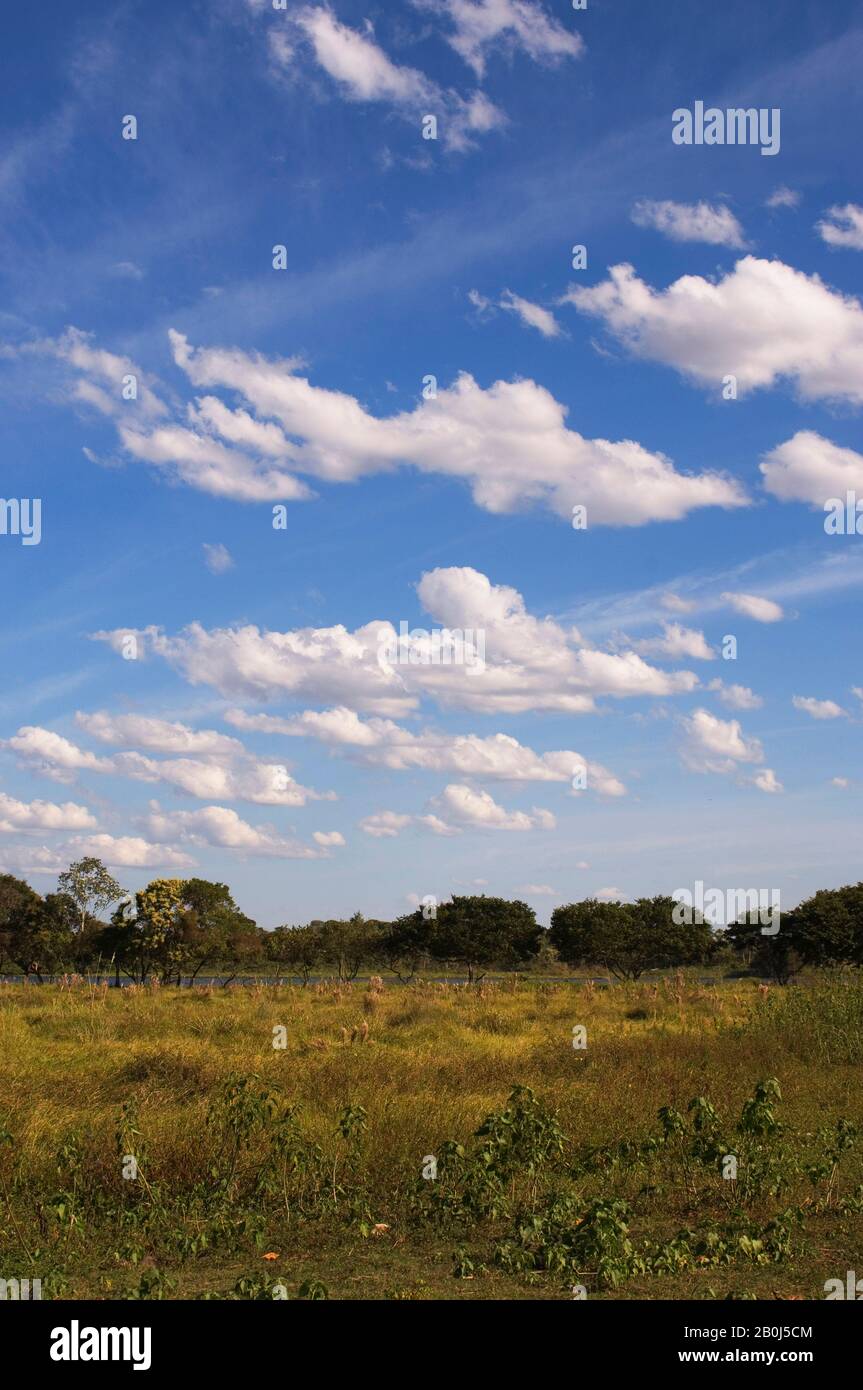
[431,895,541,982]
[57,857,124,936]
[550,896,713,980]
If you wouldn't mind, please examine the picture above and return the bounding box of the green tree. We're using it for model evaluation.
[267,924,324,985]
[723,913,804,985]
[0,874,43,975]
[430,895,541,982]
[378,912,431,983]
[549,896,713,980]
[318,913,383,981]
[57,857,124,936]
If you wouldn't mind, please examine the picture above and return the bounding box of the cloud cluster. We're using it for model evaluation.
[273,5,506,152]
[565,257,863,404]
[816,204,863,251]
[6,717,334,807]
[680,708,781,792]
[760,432,863,507]
[142,802,328,859]
[94,566,701,717]
[360,782,556,837]
[631,199,746,248]
[226,705,625,794]
[32,323,748,526]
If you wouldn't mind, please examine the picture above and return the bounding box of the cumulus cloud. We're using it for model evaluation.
[721,592,784,623]
[359,811,413,838]
[76,711,242,758]
[203,542,234,574]
[359,784,555,838]
[53,324,746,525]
[95,566,700,718]
[4,726,113,781]
[417,0,584,78]
[68,833,195,868]
[427,783,555,832]
[275,5,506,152]
[706,679,763,711]
[142,802,326,858]
[766,186,800,210]
[564,256,863,404]
[661,593,696,614]
[751,768,783,794]
[312,830,345,847]
[631,199,745,248]
[498,289,563,338]
[226,705,626,794]
[632,623,715,661]
[0,792,97,833]
[12,719,333,807]
[760,431,863,508]
[680,708,764,775]
[816,204,863,251]
[792,695,846,720]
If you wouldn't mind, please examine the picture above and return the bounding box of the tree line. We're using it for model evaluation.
[1,856,862,984]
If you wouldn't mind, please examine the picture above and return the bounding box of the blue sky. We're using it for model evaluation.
[1,0,862,928]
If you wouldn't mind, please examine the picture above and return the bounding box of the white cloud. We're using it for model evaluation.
[751,768,783,795]
[792,695,846,720]
[706,679,763,711]
[631,199,745,248]
[13,720,333,807]
[312,830,345,847]
[428,782,556,832]
[660,593,696,614]
[564,256,863,404]
[0,792,97,833]
[816,204,863,251]
[518,883,558,895]
[142,802,326,858]
[280,6,506,152]
[766,186,800,210]
[721,592,784,624]
[498,289,563,338]
[227,705,626,794]
[359,811,413,838]
[203,542,234,574]
[68,833,195,869]
[761,431,863,508]
[109,260,145,280]
[59,326,746,525]
[419,0,584,78]
[359,784,556,838]
[75,710,242,757]
[5,726,113,780]
[831,777,850,788]
[633,623,715,661]
[97,566,700,718]
[680,708,764,775]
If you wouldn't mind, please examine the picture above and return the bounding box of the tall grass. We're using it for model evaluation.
[0,973,860,1300]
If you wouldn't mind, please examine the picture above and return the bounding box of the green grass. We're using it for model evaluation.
[0,972,860,1301]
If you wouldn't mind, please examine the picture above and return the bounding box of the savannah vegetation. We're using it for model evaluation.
[0,858,861,1301]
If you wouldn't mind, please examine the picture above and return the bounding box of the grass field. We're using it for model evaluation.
[1,972,861,1301]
